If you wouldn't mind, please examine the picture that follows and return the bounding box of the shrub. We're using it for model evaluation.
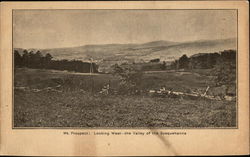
[112,64,143,95]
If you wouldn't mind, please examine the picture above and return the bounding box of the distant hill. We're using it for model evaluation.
[14,38,236,72]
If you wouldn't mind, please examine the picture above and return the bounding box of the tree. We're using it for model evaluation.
[44,53,53,69]
[112,64,143,95]
[45,53,53,61]
[22,49,29,67]
[209,59,236,99]
[212,59,236,86]
[15,50,99,73]
[34,51,43,68]
[161,61,166,70]
[27,51,36,68]
[14,50,22,67]
[179,54,189,69]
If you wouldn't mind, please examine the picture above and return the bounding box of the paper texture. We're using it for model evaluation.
[0,1,249,156]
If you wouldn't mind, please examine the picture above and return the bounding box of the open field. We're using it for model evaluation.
[14,68,212,93]
[14,68,236,128]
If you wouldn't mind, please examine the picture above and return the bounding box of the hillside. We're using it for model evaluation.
[14,38,236,72]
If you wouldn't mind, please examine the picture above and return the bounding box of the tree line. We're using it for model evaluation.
[170,49,236,87]
[170,49,236,70]
[14,49,98,73]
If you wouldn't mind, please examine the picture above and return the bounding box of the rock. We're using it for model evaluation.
[149,90,156,93]
[224,95,235,101]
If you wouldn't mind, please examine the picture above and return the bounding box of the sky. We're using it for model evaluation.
[13,10,237,49]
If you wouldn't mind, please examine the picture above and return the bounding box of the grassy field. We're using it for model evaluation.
[14,68,236,127]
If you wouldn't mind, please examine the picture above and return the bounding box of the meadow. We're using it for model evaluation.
[14,68,236,128]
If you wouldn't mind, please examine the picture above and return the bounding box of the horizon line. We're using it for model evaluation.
[14,37,236,50]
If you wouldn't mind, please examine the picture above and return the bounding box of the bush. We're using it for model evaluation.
[112,64,143,95]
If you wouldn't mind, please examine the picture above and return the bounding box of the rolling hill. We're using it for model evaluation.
[14,38,236,72]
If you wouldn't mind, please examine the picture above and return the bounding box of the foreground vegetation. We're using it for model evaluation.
[14,68,236,127]
[14,90,236,127]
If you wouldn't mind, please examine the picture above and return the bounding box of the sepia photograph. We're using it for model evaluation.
[13,9,237,128]
[1,1,249,156]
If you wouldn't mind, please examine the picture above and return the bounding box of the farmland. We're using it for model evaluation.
[14,68,236,128]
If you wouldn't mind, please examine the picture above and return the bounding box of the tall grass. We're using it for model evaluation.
[14,68,236,127]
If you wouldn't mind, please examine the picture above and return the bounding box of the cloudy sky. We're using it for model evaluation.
[13,10,237,49]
